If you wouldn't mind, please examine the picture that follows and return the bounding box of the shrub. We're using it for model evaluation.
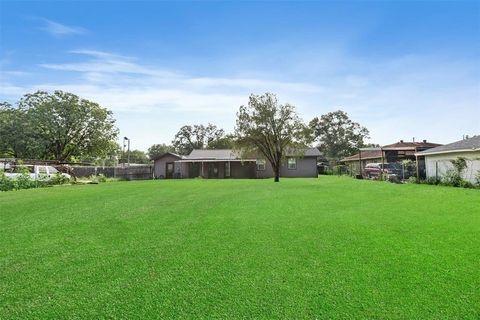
[425,176,441,185]
[50,172,71,185]
[407,176,419,184]
[0,172,15,191]
[89,174,107,183]
[332,165,348,176]
[442,168,463,187]
[460,181,475,189]
[13,172,36,190]
[438,157,470,188]
[475,170,480,187]
[451,157,467,173]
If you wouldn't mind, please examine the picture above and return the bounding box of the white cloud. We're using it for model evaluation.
[33,49,323,115]
[1,49,479,150]
[40,19,87,37]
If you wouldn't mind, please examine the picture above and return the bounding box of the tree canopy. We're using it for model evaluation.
[147,143,175,160]
[0,91,119,162]
[121,149,150,164]
[309,110,369,161]
[234,93,312,182]
[172,123,227,155]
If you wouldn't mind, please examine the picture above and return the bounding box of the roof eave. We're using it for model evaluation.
[416,148,479,156]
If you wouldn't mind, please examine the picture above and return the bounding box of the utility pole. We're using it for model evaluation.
[123,137,130,167]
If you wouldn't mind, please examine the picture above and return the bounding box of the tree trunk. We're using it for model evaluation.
[274,164,280,182]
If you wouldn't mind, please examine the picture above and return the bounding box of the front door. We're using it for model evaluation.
[166,162,174,179]
[207,163,219,178]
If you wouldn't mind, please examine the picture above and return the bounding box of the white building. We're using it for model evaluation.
[416,136,480,184]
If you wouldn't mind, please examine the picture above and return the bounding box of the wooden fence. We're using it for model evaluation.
[71,166,153,180]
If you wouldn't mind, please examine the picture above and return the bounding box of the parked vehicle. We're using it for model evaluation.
[4,165,71,180]
[364,163,401,178]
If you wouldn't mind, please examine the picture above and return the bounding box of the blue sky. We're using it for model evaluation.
[1,1,479,151]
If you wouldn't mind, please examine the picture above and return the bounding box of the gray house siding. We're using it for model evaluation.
[154,154,182,178]
[231,162,256,178]
[256,157,318,178]
[280,157,318,177]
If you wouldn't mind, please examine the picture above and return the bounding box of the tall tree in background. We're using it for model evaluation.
[207,134,235,150]
[309,110,369,161]
[0,102,37,158]
[147,143,175,160]
[235,93,312,182]
[1,91,119,161]
[121,149,150,164]
[172,123,226,154]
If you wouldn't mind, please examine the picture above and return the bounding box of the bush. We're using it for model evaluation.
[442,169,463,187]
[460,181,475,189]
[0,172,15,191]
[89,174,107,183]
[407,176,418,184]
[13,172,36,190]
[475,170,480,187]
[0,170,71,192]
[332,165,348,176]
[425,176,441,185]
[50,172,71,185]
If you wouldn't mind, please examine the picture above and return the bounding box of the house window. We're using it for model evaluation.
[256,159,266,171]
[225,162,230,177]
[287,157,297,170]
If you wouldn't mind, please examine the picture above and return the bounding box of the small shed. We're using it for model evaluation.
[153,152,184,179]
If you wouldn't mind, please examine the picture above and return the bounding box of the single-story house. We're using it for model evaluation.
[416,135,480,183]
[153,148,321,179]
[341,140,442,178]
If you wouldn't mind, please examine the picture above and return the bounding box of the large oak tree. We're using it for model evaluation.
[234,93,312,182]
[147,143,175,160]
[309,110,369,161]
[172,123,226,154]
[1,91,119,161]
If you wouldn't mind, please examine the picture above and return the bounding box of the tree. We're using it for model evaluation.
[234,93,312,182]
[207,134,235,149]
[121,149,150,164]
[172,123,226,154]
[15,91,119,161]
[147,143,175,160]
[0,102,20,157]
[309,110,369,161]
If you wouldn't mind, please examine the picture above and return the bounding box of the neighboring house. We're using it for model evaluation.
[341,140,442,178]
[340,149,383,174]
[416,135,480,183]
[153,148,320,179]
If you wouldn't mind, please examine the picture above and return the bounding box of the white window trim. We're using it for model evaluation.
[287,157,297,170]
[256,159,266,171]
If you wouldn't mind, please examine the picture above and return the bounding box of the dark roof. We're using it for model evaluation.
[286,148,322,157]
[153,152,184,161]
[185,148,321,160]
[185,149,239,160]
[341,150,383,162]
[382,140,442,151]
[418,135,480,155]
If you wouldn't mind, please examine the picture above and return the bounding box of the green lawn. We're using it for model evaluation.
[1,177,479,319]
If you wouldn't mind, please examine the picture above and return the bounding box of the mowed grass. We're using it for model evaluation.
[1,177,479,319]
